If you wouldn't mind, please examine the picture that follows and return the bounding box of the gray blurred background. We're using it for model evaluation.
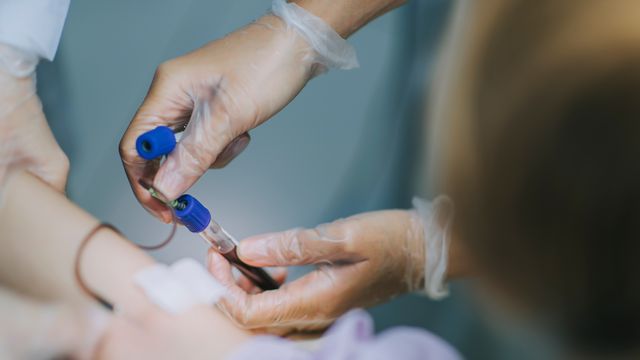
[38,1,535,358]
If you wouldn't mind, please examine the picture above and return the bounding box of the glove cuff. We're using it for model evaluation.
[271,0,359,71]
[413,196,454,300]
[0,43,38,78]
[0,44,37,121]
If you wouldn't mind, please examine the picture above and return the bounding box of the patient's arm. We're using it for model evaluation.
[0,170,153,313]
[0,171,248,358]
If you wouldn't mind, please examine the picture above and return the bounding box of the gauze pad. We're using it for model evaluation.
[134,258,226,314]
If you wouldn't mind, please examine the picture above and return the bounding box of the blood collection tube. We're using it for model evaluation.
[136,126,280,291]
[173,194,280,291]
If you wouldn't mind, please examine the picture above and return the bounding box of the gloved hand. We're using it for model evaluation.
[120,0,358,223]
[0,44,69,194]
[208,198,453,334]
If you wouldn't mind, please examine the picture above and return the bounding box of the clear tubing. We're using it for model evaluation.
[198,219,237,254]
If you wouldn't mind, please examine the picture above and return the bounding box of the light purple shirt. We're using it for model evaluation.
[228,309,462,360]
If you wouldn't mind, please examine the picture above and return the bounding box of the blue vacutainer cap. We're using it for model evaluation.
[174,194,211,233]
[136,126,176,160]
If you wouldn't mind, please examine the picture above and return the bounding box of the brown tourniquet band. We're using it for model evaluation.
[74,223,119,311]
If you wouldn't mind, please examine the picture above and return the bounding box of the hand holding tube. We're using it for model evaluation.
[120,1,358,222]
[208,198,454,334]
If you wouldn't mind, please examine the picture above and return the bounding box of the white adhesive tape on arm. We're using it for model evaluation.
[413,196,454,300]
[271,0,359,70]
[134,258,226,314]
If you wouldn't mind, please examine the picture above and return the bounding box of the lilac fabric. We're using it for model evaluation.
[227,309,462,360]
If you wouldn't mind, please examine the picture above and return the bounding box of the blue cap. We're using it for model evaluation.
[174,194,211,233]
[136,126,176,160]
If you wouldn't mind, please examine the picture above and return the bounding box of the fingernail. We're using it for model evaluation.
[238,238,268,262]
[154,208,171,224]
[268,267,287,278]
[162,212,172,224]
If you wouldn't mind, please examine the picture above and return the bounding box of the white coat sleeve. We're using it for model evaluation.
[0,0,70,61]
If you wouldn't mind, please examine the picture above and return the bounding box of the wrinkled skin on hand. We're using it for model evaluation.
[208,209,427,335]
[120,14,322,223]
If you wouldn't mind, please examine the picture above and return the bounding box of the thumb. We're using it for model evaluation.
[153,92,241,200]
[121,69,192,220]
[237,224,355,267]
[208,250,335,332]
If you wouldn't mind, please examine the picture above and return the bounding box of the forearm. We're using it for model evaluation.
[0,171,154,313]
[293,0,406,37]
[0,171,250,357]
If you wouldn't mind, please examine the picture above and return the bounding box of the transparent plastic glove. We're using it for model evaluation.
[120,1,358,223]
[0,286,109,359]
[0,44,69,196]
[208,209,431,334]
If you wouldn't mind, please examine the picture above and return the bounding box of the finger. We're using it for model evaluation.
[271,267,288,284]
[121,126,178,223]
[121,152,173,223]
[120,69,191,219]
[210,132,250,169]
[236,224,363,267]
[236,274,255,293]
[229,267,260,295]
[236,267,287,293]
[207,250,238,289]
[208,250,337,332]
[154,88,243,200]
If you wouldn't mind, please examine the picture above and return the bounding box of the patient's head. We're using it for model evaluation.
[443,0,640,356]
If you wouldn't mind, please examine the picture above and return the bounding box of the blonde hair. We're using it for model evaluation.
[432,0,640,355]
